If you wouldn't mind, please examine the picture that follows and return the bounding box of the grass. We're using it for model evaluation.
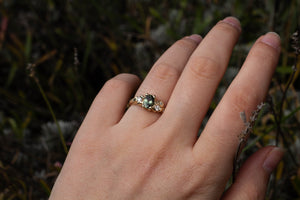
[0,0,300,199]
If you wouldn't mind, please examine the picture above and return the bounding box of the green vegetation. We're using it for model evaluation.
[0,0,299,199]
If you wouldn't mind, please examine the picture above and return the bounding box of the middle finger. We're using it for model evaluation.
[161,17,241,142]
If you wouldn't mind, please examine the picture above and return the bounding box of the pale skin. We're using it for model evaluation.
[49,17,284,200]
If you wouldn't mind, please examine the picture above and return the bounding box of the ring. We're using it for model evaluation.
[128,94,165,113]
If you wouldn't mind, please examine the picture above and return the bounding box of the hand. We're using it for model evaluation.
[49,17,284,200]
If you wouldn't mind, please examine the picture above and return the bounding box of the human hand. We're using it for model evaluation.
[49,17,284,200]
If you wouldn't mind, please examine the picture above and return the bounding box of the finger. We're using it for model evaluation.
[193,32,281,168]
[161,17,241,139]
[121,35,202,127]
[78,73,141,134]
[222,146,284,200]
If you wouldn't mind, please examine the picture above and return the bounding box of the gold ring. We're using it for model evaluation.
[128,94,165,113]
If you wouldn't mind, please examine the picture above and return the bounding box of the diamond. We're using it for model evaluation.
[136,96,143,104]
[154,104,161,112]
[158,101,164,106]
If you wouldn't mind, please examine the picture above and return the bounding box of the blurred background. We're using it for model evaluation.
[0,0,300,199]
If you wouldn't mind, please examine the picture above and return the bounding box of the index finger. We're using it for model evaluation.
[193,32,281,173]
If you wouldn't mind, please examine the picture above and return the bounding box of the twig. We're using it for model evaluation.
[271,29,300,166]
[268,96,299,166]
[233,102,265,181]
[27,64,68,154]
[277,65,297,144]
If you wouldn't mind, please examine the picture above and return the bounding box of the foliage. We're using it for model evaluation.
[0,0,300,199]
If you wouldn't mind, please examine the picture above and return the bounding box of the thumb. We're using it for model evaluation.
[222,146,284,200]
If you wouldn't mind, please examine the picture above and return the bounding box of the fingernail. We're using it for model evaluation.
[187,34,202,44]
[222,16,241,32]
[261,32,281,51]
[262,147,284,174]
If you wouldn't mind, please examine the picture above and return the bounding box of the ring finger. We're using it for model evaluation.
[121,34,202,127]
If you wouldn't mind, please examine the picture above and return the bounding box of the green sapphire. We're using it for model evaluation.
[143,94,155,108]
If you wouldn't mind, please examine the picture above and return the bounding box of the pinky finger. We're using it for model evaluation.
[80,73,141,130]
[222,146,284,200]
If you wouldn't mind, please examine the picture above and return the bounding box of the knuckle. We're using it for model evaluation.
[174,37,198,49]
[151,62,180,81]
[188,56,221,81]
[229,86,260,114]
[217,21,240,34]
[104,78,126,91]
[117,73,140,80]
[251,42,279,60]
[104,73,139,91]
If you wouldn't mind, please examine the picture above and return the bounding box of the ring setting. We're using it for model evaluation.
[129,94,165,113]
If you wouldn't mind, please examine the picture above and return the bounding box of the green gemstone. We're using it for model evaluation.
[143,94,154,108]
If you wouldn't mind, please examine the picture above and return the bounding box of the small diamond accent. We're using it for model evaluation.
[158,101,164,106]
[154,104,161,111]
[136,96,143,104]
